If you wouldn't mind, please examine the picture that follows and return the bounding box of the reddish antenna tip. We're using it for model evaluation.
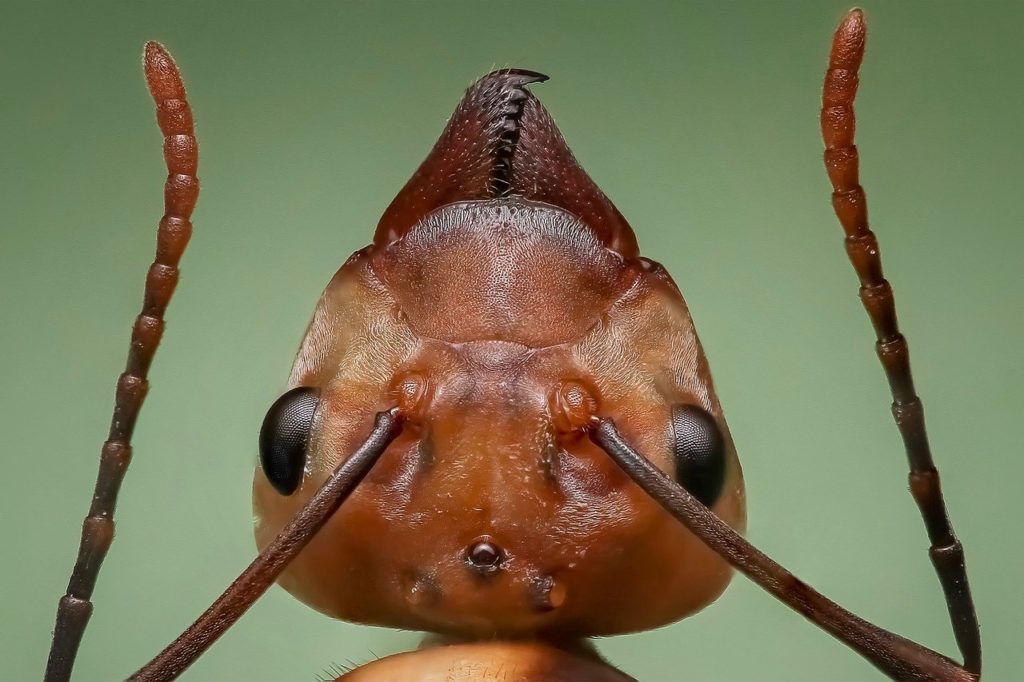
[143,40,165,57]
[841,7,866,33]
[830,8,867,70]
[143,41,186,102]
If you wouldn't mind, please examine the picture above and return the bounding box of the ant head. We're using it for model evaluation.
[252,70,745,638]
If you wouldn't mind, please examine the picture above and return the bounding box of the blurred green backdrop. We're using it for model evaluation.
[2,2,1020,680]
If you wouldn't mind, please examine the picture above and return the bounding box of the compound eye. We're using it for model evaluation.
[670,404,727,507]
[259,387,319,495]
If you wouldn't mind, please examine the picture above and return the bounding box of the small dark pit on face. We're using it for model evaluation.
[529,574,566,612]
[465,538,504,576]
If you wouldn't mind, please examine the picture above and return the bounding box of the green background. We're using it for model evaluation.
[2,2,1020,680]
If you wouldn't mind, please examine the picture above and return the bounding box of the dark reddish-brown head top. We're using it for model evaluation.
[253,70,745,638]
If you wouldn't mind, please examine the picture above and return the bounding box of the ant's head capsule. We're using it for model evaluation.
[253,67,746,641]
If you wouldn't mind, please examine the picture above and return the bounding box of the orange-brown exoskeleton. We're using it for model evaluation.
[251,64,746,641]
[45,9,981,682]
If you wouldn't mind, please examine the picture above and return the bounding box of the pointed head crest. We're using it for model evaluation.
[374,69,639,257]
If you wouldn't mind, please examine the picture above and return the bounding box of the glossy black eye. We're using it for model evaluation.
[259,386,319,495]
[670,404,727,507]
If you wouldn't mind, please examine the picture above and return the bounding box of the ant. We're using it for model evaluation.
[41,9,983,681]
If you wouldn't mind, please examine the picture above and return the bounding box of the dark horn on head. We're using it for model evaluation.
[374,69,639,257]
